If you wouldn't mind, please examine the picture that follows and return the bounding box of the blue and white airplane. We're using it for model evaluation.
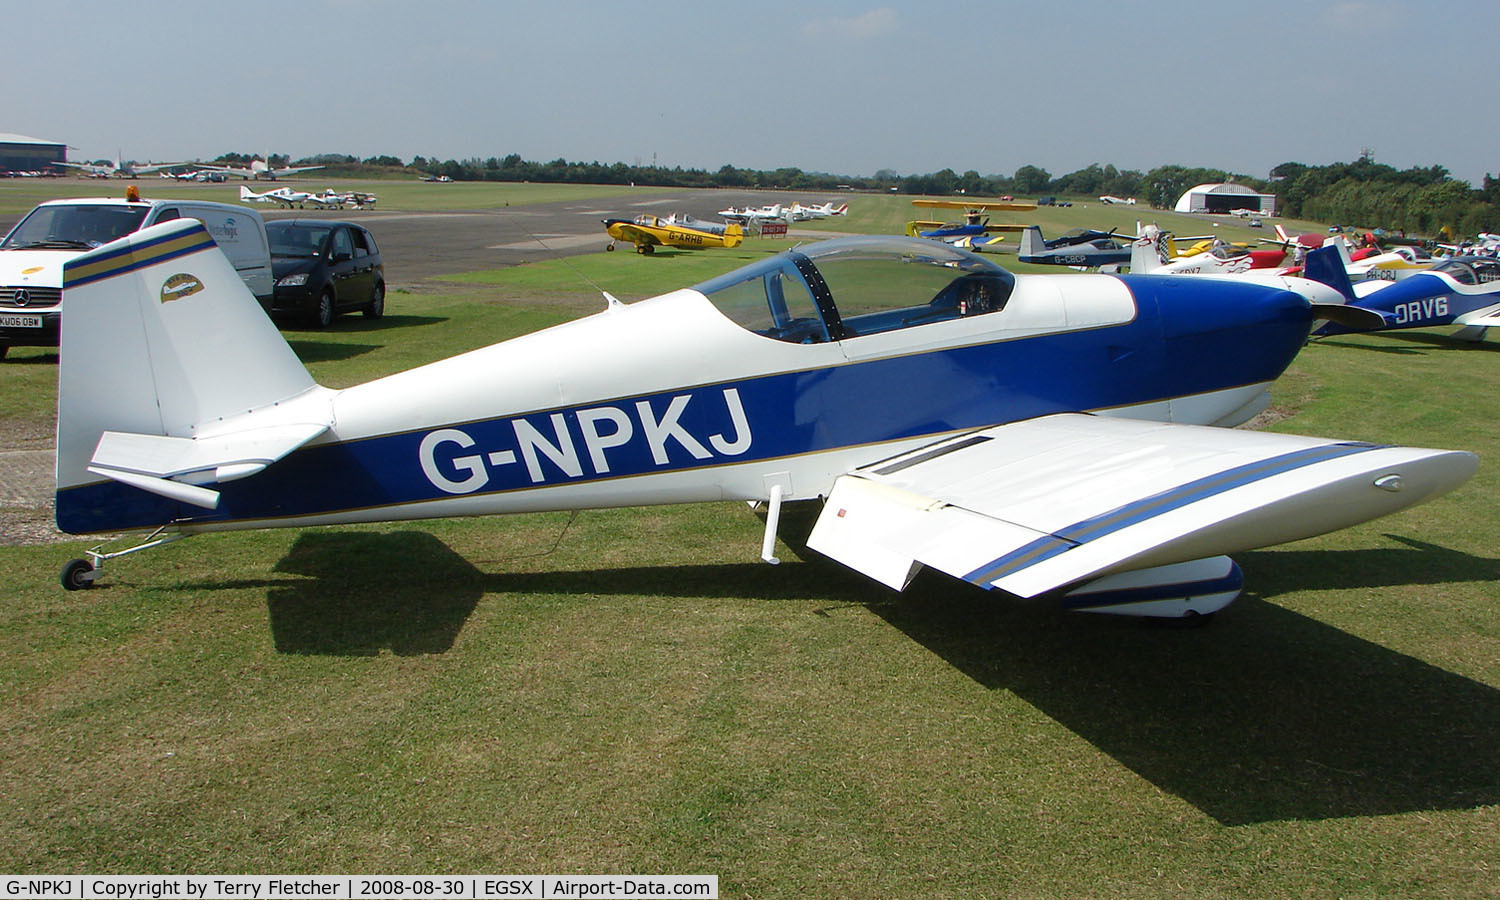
[1305,249,1500,341]
[52,221,1476,619]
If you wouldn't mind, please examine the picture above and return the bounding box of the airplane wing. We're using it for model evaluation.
[1455,306,1500,327]
[611,224,661,247]
[806,413,1474,597]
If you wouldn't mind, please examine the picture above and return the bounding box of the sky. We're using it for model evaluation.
[10,0,1497,185]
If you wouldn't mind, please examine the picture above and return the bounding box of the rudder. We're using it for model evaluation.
[56,220,323,532]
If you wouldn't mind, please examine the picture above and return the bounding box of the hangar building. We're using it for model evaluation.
[0,133,66,173]
[1174,182,1276,216]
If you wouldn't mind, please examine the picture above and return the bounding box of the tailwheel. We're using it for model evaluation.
[60,558,96,591]
[56,527,190,591]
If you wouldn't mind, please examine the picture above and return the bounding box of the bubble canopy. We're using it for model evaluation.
[691,236,1017,343]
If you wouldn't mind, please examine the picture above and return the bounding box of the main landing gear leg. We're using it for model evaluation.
[60,526,189,590]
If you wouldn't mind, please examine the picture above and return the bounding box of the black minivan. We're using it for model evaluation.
[265,220,385,327]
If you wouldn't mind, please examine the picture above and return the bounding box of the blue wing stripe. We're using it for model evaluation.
[963,441,1382,586]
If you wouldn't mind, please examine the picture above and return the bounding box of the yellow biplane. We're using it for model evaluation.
[905,198,1038,243]
[604,214,743,254]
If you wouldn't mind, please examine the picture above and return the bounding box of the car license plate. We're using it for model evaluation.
[0,314,41,328]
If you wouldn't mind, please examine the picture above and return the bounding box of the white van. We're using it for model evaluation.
[0,194,273,359]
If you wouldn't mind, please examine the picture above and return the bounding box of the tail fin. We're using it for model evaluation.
[1302,244,1356,301]
[239,184,256,201]
[1129,235,1162,273]
[1017,226,1043,260]
[57,220,328,532]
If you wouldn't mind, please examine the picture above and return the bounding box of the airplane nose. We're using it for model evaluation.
[1148,277,1311,340]
[1123,275,1314,389]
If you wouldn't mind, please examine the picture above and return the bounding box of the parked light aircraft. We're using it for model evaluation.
[1131,237,1286,275]
[202,158,325,180]
[239,185,316,208]
[1016,226,1135,268]
[1306,250,1500,340]
[58,156,184,179]
[661,212,733,235]
[302,188,378,210]
[603,214,743,254]
[718,204,788,224]
[1099,195,1137,205]
[792,201,849,219]
[160,169,227,183]
[906,199,1037,243]
[52,223,1474,622]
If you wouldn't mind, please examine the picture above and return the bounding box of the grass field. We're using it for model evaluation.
[0,182,1496,897]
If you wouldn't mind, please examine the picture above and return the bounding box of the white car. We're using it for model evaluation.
[0,195,272,359]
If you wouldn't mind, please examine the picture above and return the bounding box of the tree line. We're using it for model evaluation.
[227,151,1500,237]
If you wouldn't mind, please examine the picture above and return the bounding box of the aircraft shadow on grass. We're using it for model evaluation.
[867,538,1500,827]
[264,530,484,657]
[282,341,382,365]
[283,311,447,335]
[252,525,1500,825]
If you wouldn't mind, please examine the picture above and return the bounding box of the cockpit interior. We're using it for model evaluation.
[692,236,1016,344]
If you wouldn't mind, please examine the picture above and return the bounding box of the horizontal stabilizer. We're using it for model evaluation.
[83,466,222,509]
[90,422,329,483]
[1312,302,1391,331]
[808,414,1476,598]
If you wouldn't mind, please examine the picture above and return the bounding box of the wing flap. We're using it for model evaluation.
[808,414,1476,597]
[810,477,1048,590]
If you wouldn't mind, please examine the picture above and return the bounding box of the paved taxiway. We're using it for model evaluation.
[0,188,839,287]
[259,188,819,285]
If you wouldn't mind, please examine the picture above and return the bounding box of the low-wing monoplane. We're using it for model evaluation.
[52,223,1474,622]
[603,214,743,254]
[160,169,226,183]
[718,204,788,224]
[791,201,849,219]
[239,185,315,209]
[1131,236,1287,275]
[1016,226,1135,267]
[1306,251,1500,340]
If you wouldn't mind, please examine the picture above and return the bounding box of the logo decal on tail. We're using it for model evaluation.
[160,273,204,303]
